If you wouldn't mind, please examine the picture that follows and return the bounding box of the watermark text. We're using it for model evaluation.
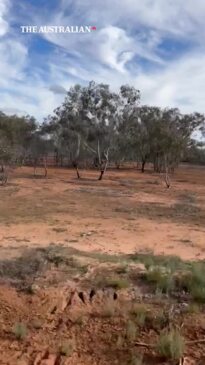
[20,25,97,33]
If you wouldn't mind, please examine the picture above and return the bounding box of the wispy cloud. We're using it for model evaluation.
[0,0,10,36]
[1,0,205,120]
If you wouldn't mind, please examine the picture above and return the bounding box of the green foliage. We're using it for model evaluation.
[129,305,147,327]
[129,354,144,365]
[176,262,205,302]
[126,320,137,341]
[0,112,38,165]
[186,303,201,313]
[157,329,185,360]
[13,322,27,340]
[191,285,205,303]
[130,253,184,273]
[1,82,205,171]
[94,274,129,290]
[130,252,205,301]
[144,267,174,293]
[106,277,129,290]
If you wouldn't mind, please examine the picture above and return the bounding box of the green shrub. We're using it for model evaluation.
[130,305,147,327]
[13,322,27,340]
[151,311,168,330]
[126,320,137,341]
[191,285,205,303]
[106,277,129,290]
[145,267,173,293]
[94,275,129,290]
[130,354,144,365]
[157,329,185,360]
[186,303,201,313]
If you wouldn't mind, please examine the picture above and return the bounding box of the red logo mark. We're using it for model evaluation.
[91,26,96,30]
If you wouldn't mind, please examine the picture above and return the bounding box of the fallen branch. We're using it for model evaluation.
[135,338,205,348]
[135,341,155,348]
[186,339,205,345]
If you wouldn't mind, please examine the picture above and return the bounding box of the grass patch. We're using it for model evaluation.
[175,262,205,302]
[156,329,185,360]
[129,354,144,365]
[59,341,74,357]
[186,303,201,314]
[129,253,184,272]
[129,305,147,327]
[150,310,169,331]
[94,275,129,290]
[191,285,205,303]
[177,192,196,204]
[127,200,205,226]
[126,320,137,342]
[13,322,27,340]
[106,277,129,290]
[143,267,173,294]
[130,252,205,302]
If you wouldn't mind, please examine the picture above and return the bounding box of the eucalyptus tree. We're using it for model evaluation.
[44,82,140,180]
[150,109,205,174]
[0,112,37,168]
[117,105,158,172]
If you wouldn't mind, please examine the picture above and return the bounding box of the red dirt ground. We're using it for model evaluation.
[0,165,205,365]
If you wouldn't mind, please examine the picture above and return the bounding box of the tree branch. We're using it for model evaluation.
[135,338,205,348]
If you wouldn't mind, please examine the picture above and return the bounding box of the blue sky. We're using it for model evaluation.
[1,0,205,121]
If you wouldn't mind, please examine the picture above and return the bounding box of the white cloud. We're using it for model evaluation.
[0,0,10,36]
[2,0,205,120]
[137,52,205,113]
[0,39,28,86]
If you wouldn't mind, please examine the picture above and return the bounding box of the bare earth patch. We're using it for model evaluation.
[0,166,205,260]
[0,166,205,364]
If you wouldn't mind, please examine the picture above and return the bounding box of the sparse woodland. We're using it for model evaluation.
[0,82,205,185]
[1,84,205,364]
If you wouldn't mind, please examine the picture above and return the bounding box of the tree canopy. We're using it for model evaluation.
[1,81,205,179]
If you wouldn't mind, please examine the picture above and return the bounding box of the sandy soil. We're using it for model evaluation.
[0,165,205,260]
[0,165,205,365]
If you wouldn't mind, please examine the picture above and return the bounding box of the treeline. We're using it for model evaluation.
[0,82,205,180]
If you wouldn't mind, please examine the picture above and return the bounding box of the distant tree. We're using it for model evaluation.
[0,112,37,167]
[2,81,204,185]
[44,82,140,180]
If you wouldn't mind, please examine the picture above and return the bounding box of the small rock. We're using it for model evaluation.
[31,284,40,293]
